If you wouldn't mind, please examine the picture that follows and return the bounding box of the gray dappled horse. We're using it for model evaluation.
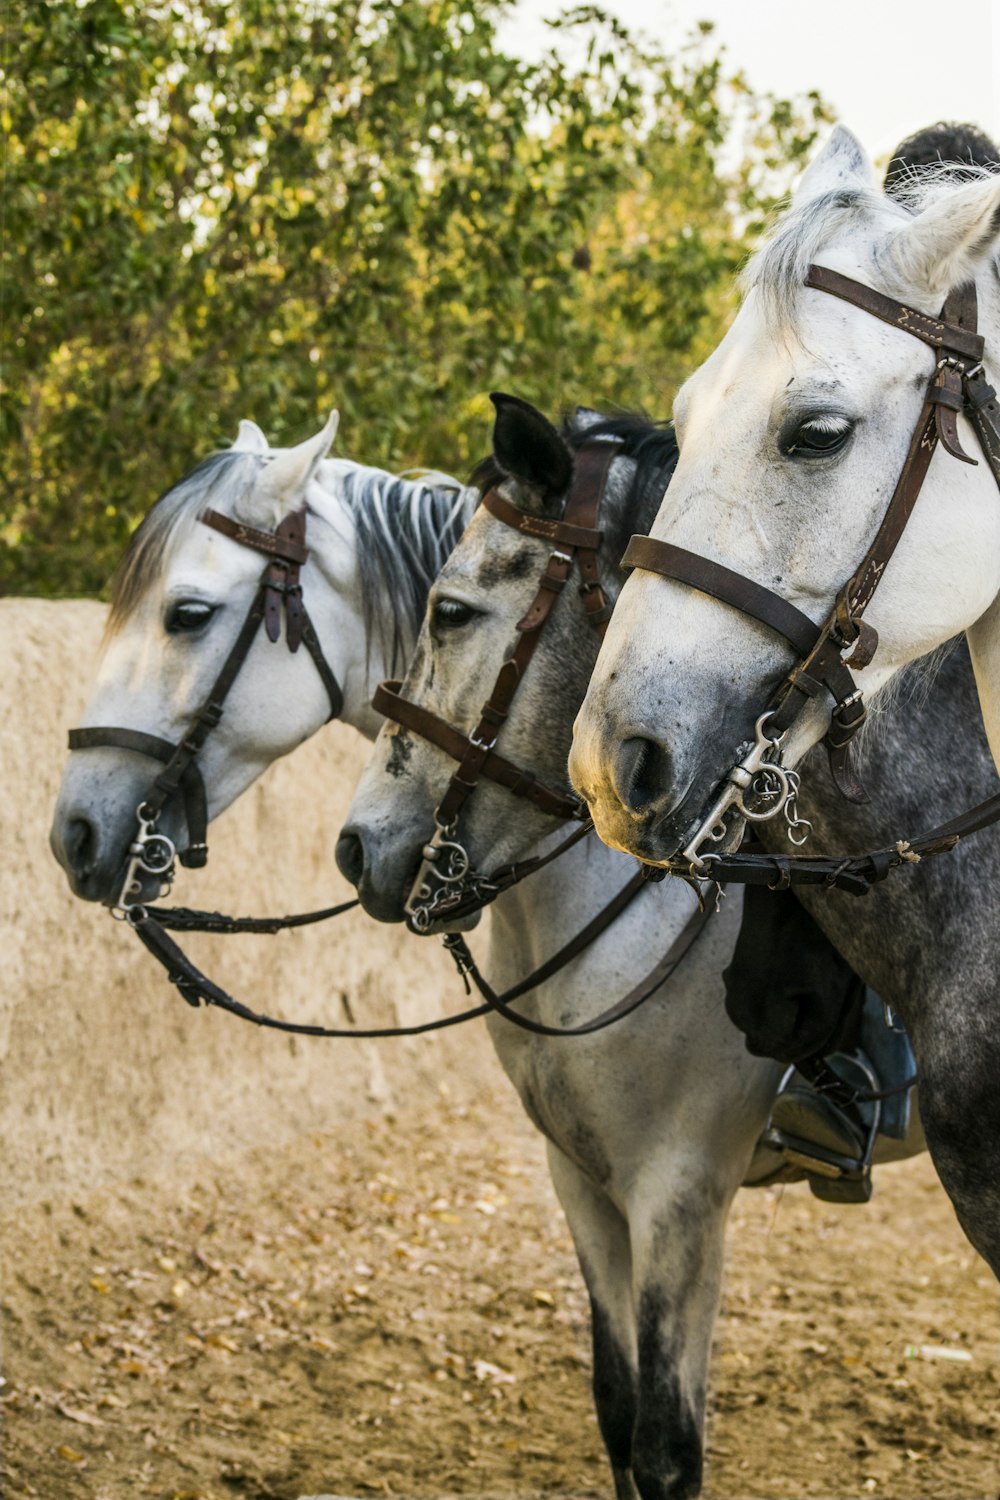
[338,395,938,1500]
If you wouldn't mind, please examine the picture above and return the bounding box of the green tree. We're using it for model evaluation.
[0,0,828,596]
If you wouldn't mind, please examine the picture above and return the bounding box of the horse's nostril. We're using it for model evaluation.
[63,816,98,878]
[614,737,671,813]
[335,829,366,890]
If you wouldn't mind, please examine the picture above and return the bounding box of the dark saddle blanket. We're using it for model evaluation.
[724,884,915,1136]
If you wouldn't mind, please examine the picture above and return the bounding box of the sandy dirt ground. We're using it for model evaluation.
[2,1085,998,1500]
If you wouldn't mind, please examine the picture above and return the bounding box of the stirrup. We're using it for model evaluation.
[763,1053,881,1205]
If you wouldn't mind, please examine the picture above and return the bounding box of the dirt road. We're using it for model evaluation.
[2,1087,997,1500]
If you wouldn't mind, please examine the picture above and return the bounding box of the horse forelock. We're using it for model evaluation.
[739,187,900,327]
[742,159,1000,331]
[106,450,265,636]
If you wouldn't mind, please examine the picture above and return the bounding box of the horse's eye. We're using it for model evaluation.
[785,416,854,457]
[432,598,476,629]
[166,601,217,634]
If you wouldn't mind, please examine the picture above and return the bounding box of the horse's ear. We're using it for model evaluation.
[885,174,1000,302]
[237,410,339,527]
[232,419,269,454]
[490,393,574,515]
[793,124,877,203]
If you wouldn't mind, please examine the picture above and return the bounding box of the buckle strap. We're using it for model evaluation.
[965,365,1000,488]
[263,510,308,647]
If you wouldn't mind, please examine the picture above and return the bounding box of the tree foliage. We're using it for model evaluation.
[1,0,828,595]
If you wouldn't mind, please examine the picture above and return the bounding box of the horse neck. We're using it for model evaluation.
[303,463,477,739]
[485,827,698,1024]
[960,260,1000,770]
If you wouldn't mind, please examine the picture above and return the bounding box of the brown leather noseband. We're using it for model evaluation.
[374,443,621,931]
[69,507,343,909]
[624,262,1000,876]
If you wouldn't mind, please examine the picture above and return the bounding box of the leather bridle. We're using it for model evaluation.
[68,506,343,911]
[624,263,1000,887]
[374,442,627,933]
[76,454,714,1042]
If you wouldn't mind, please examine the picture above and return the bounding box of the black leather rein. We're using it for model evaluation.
[127,878,712,1041]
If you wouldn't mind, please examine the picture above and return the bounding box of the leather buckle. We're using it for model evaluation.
[831,591,878,670]
[828,689,866,750]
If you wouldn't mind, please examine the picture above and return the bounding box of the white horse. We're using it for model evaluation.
[51,417,473,899]
[569,128,1000,1279]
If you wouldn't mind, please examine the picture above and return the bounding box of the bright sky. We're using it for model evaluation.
[500,0,1000,163]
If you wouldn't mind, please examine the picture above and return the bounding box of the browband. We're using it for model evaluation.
[201,508,310,565]
[480,488,604,551]
[804,265,985,362]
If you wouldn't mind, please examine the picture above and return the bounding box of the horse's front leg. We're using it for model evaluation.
[544,1140,640,1500]
[626,1171,735,1500]
[916,1033,1000,1277]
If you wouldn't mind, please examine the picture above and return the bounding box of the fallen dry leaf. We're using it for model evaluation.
[55,1400,105,1427]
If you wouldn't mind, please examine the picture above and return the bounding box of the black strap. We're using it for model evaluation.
[126,864,706,1040]
[444,896,714,1037]
[144,897,360,934]
[131,911,493,1036]
[678,780,1000,893]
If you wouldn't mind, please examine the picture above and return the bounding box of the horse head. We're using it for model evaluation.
[337,394,676,927]
[51,415,472,903]
[571,125,1000,865]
